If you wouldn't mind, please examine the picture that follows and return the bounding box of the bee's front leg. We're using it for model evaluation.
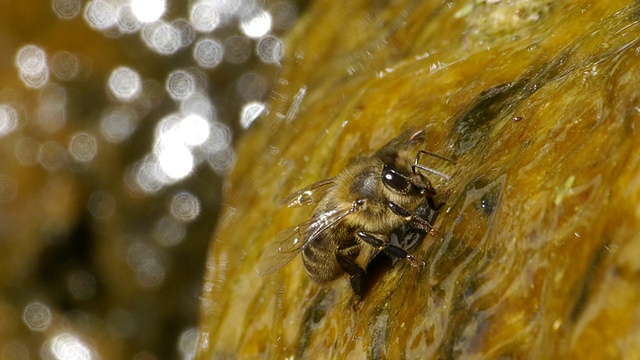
[387,201,436,233]
[357,231,425,268]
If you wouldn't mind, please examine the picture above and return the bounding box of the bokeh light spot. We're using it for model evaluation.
[166,70,196,100]
[239,101,266,129]
[180,114,210,146]
[257,35,283,65]
[173,18,196,48]
[157,141,194,180]
[190,2,219,32]
[69,132,98,162]
[22,302,51,332]
[153,216,186,247]
[52,0,82,20]
[207,147,235,175]
[51,52,80,81]
[100,107,137,143]
[84,0,117,30]
[117,5,142,33]
[67,271,97,300]
[39,141,67,170]
[0,105,19,137]
[193,38,224,68]
[108,66,141,101]
[16,137,40,166]
[127,243,167,289]
[223,35,251,64]
[240,10,272,38]
[141,21,181,55]
[87,191,116,219]
[237,72,266,101]
[0,175,18,204]
[46,332,94,360]
[178,328,199,359]
[16,45,49,89]
[131,0,165,23]
[169,191,201,222]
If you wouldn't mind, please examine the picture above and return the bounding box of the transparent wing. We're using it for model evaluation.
[280,178,335,208]
[256,205,357,276]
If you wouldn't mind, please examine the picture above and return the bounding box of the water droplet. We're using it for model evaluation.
[51,51,80,80]
[131,0,165,23]
[193,38,224,68]
[166,69,196,100]
[257,35,283,65]
[190,2,219,32]
[83,0,118,30]
[240,10,272,38]
[239,101,266,128]
[108,66,141,101]
[153,216,186,247]
[0,175,18,203]
[169,191,201,222]
[100,106,137,143]
[52,0,82,20]
[0,105,19,137]
[87,191,115,219]
[22,302,51,331]
[69,132,98,162]
[223,35,251,64]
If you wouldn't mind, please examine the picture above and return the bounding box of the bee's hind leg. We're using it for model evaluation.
[357,231,425,268]
[335,251,367,296]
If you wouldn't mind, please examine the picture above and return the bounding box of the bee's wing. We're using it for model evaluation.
[256,206,356,276]
[280,178,335,207]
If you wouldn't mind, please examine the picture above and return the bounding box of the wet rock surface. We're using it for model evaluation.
[197,0,640,358]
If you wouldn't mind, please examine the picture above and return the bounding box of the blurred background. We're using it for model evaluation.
[0,0,306,358]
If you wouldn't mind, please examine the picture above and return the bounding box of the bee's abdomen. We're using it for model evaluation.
[301,237,341,283]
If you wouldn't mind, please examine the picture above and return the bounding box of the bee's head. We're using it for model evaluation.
[381,163,435,199]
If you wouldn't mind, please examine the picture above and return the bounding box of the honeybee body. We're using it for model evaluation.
[256,130,449,296]
[302,158,421,283]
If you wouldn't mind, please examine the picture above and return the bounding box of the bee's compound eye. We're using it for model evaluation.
[381,165,412,193]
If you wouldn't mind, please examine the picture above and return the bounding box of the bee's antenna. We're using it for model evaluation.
[412,150,454,181]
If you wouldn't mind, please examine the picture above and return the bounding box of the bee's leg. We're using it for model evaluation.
[357,231,425,267]
[427,196,443,211]
[387,202,435,233]
[335,250,367,296]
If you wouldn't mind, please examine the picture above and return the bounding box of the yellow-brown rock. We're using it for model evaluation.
[197,0,640,358]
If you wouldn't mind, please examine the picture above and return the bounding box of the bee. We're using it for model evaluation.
[256,130,451,296]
